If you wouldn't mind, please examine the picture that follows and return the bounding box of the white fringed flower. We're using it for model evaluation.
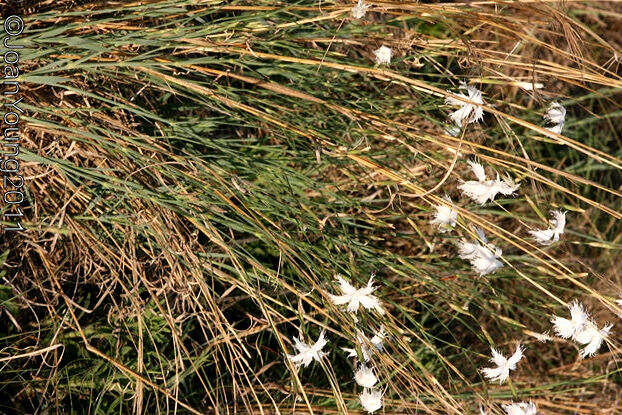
[574,321,612,358]
[430,196,458,232]
[528,210,566,245]
[551,301,612,358]
[286,330,328,368]
[481,344,523,384]
[458,160,519,204]
[503,401,537,415]
[457,227,503,276]
[551,300,589,339]
[374,45,392,65]
[330,275,384,314]
[359,388,383,413]
[445,84,485,127]
[354,364,378,388]
[544,101,565,134]
[351,0,370,19]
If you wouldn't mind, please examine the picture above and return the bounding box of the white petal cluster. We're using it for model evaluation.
[551,300,612,358]
[286,330,328,368]
[457,227,503,276]
[351,0,370,19]
[503,401,537,415]
[359,388,383,413]
[551,300,589,339]
[278,67,595,413]
[458,160,519,204]
[528,210,566,245]
[445,84,485,127]
[344,326,386,412]
[354,364,378,388]
[544,101,566,134]
[374,45,392,65]
[430,196,458,232]
[330,275,384,314]
[574,321,612,358]
[481,344,523,384]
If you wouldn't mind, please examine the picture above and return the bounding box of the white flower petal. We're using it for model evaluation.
[374,45,392,65]
[457,239,480,259]
[359,295,385,314]
[551,316,576,339]
[569,301,589,325]
[342,347,358,358]
[503,401,537,415]
[329,293,353,305]
[550,210,566,235]
[482,345,522,384]
[543,101,565,135]
[458,164,518,204]
[351,0,370,19]
[546,123,564,134]
[430,196,458,232]
[506,344,524,368]
[481,365,509,383]
[529,228,556,245]
[336,275,357,295]
[551,300,589,339]
[529,210,566,245]
[467,160,487,182]
[544,101,566,125]
[287,330,328,368]
[490,348,508,367]
[330,275,383,314]
[354,364,378,388]
[474,226,488,243]
[457,229,503,276]
[446,86,485,126]
[471,254,503,276]
[495,176,520,195]
[359,388,383,413]
[575,322,612,358]
[457,181,496,205]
